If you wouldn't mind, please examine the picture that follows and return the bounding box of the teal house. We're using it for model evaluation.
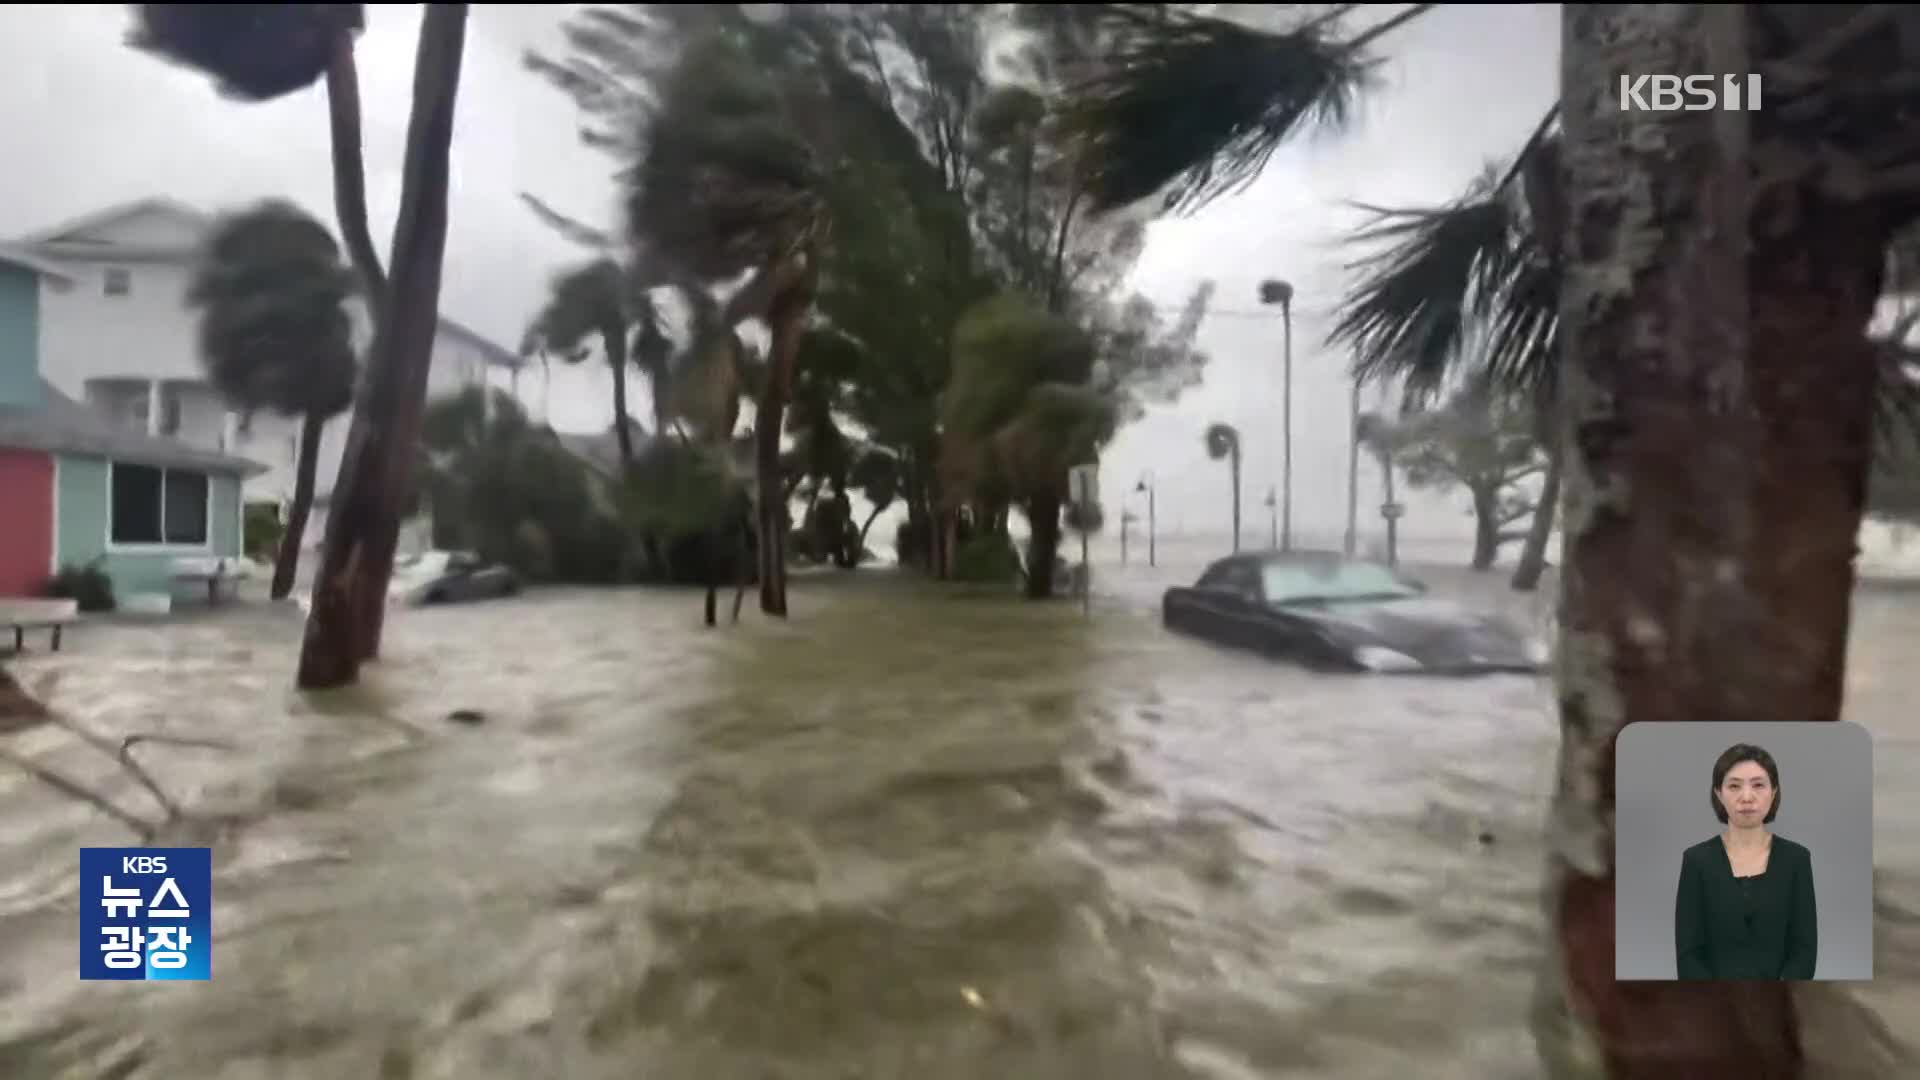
[0,246,261,605]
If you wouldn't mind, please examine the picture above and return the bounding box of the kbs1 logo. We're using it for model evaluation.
[1619,74,1763,112]
[79,848,211,981]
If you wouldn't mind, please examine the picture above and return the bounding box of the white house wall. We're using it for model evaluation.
[36,260,204,393]
[32,254,503,510]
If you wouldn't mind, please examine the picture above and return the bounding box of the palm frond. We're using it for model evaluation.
[1872,327,1920,453]
[127,4,361,102]
[624,31,826,282]
[1330,152,1564,405]
[1062,5,1414,213]
[1329,187,1516,396]
[1204,421,1240,460]
[519,192,615,250]
[188,200,356,419]
[524,258,626,362]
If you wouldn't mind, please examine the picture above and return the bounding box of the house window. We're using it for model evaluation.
[104,267,131,296]
[110,464,209,546]
[158,387,182,436]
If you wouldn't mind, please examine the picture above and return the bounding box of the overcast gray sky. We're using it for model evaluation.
[0,4,1560,552]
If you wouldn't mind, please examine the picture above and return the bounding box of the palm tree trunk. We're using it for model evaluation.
[1536,7,1895,1075]
[325,31,386,314]
[1470,484,1500,570]
[1024,490,1063,599]
[607,329,633,465]
[299,5,469,690]
[856,503,885,557]
[324,23,391,659]
[1511,437,1563,591]
[270,412,326,601]
[755,263,814,617]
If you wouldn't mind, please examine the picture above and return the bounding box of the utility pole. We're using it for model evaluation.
[1259,279,1294,551]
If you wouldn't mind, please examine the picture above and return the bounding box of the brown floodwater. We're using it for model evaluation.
[1,553,1917,1078]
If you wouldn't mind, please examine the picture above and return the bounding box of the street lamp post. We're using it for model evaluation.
[1258,279,1294,551]
[1264,485,1277,549]
[1135,475,1156,567]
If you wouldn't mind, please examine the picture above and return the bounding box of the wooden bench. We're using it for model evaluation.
[0,598,79,655]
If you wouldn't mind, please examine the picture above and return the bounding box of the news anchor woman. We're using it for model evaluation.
[1674,743,1818,980]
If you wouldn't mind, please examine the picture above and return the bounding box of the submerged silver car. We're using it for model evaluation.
[386,550,520,606]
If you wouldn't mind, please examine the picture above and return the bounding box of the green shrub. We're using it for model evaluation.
[243,501,285,559]
[951,532,1022,585]
[45,560,115,612]
[895,517,931,569]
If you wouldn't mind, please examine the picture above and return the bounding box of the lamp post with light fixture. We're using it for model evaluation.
[1135,474,1156,567]
[1258,278,1294,551]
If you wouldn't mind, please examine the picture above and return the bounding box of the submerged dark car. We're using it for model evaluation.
[1162,551,1548,674]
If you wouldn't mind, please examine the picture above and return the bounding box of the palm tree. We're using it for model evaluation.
[943,294,1117,599]
[130,3,473,687]
[187,200,357,601]
[1203,422,1242,552]
[849,448,901,561]
[1327,143,1563,588]
[621,20,828,618]
[522,258,671,465]
[1330,128,1920,588]
[1062,6,1920,1072]
[129,5,386,305]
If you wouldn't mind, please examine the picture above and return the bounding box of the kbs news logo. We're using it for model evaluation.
[1619,74,1763,112]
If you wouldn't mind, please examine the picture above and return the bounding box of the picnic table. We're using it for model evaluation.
[0,598,78,654]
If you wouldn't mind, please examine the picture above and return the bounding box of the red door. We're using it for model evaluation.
[0,449,54,596]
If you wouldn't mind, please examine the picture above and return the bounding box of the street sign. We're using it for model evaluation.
[1068,464,1099,506]
[1380,502,1406,520]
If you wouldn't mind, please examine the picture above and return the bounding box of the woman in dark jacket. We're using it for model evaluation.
[1675,743,1818,980]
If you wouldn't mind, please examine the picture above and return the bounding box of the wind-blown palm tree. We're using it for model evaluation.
[622,19,829,618]
[129,5,386,306]
[522,258,670,464]
[1329,128,1920,589]
[1203,422,1242,552]
[187,200,357,601]
[131,3,473,687]
[943,294,1117,598]
[1328,132,1563,588]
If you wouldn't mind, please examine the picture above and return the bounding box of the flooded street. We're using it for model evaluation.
[3,555,1919,1077]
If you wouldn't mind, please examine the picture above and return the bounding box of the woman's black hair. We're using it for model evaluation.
[1711,743,1781,824]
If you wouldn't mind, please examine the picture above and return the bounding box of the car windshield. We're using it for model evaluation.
[1260,561,1421,606]
[395,552,450,576]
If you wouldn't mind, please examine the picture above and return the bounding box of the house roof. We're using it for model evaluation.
[0,244,74,283]
[0,378,265,475]
[12,197,520,369]
[11,196,210,248]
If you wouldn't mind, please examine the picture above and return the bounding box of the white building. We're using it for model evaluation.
[10,197,521,546]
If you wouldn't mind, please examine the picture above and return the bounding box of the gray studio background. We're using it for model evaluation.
[1615,721,1873,980]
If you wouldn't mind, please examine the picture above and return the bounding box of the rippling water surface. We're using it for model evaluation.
[2,553,1917,1078]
